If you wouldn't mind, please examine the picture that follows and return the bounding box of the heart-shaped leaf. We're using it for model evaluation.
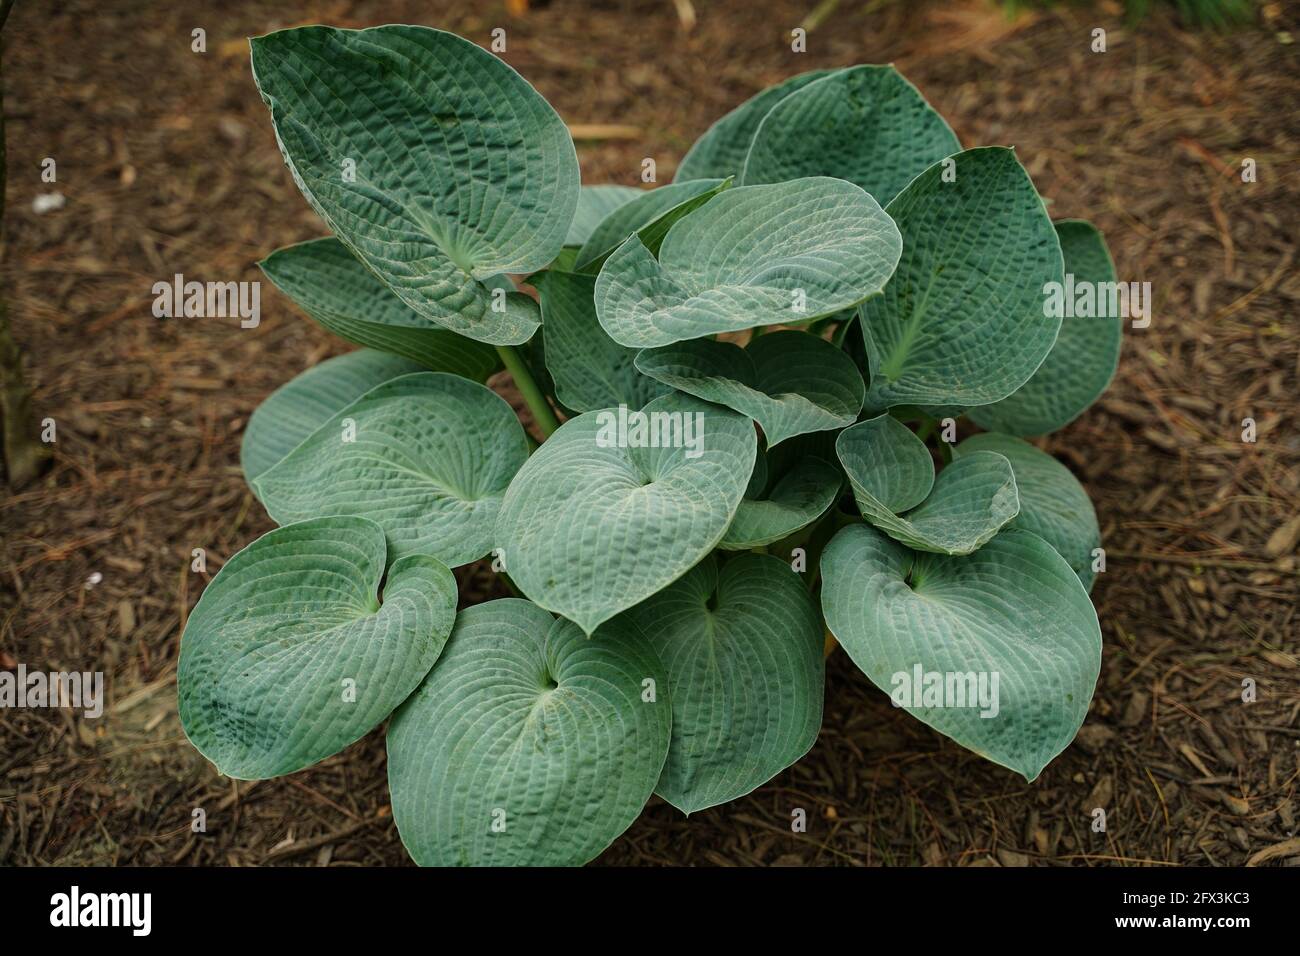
[253,372,529,567]
[495,392,757,634]
[241,349,424,483]
[820,523,1101,781]
[260,238,500,377]
[537,269,670,413]
[636,330,865,446]
[720,448,841,550]
[859,147,1064,409]
[250,25,579,345]
[596,177,901,347]
[957,432,1101,590]
[567,185,643,247]
[386,599,670,866]
[837,414,1019,554]
[882,455,1019,556]
[968,220,1123,436]
[178,515,457,779]
[742,65,960,205]
[574,178,728,273]
[622,553,824,813]
[674,69,836,183]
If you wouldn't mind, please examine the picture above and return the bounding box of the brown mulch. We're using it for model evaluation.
[1,0,1297,867]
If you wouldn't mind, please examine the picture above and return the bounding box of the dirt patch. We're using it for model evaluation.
[1,0,1297,866]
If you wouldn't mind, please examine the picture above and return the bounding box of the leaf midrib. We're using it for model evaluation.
[880,269,939,382]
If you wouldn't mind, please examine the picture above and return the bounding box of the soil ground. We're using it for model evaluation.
[1,0,1297,866]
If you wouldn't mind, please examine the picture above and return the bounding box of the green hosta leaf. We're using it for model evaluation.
[574,178,728,273]
[721,449,841,550]
[745,445,771,496]
[387,599,670,866]
[968,220,1123,436]
[241,349,424,483]
[548,247,581,273]
[260,239,500,378]
[495,392,757,634]
[820,523,1101,781]
[178,516,457,779]
[838,415,933,513]
[743,65,960,204]
[859,147,1064,410]
[250,25,579,345]
[674,69,836,183]
[253,373,528,566]
[635,330,866,446]
[957,433,1100,590]
[837,415,1019,555]
[596,177,902,348]
[622,553,824,813]
[778,426,841,467]
[567,185,643,247]
[898,456,1019,555]
[537,270,670,413]
[841,307,872,385]
[918,402,969,423]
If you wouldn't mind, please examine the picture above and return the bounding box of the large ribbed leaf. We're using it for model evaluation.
[241,350,424,483]
[968,220,1123,436]
[178,516,457,779]
[260,239,500,376]
[742,65,960,204]
[720,448,841,550]
[387,599,670,866]
[623,553,824,813]
[837,415,1019,555]
[674,69,835,183]
[253,373,528,566]
[567,185,643,247]
[859,147,1064,409]
[635,330,865,446]
[957,433,1100,591]
[250,25,579,345]
[537,269,669,413]
[574,178,728,273]
[596,177,901,347]
[495,392,757,634]
[821,523,1101,781]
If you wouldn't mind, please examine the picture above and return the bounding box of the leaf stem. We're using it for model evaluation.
[831,317,853,348]
[496,344,559,439]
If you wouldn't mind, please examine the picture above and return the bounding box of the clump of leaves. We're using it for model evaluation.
[178,24,1119,866]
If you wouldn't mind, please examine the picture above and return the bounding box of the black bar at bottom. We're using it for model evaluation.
[0,864,1284,940]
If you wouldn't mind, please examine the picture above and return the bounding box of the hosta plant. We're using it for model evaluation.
[178,24,1118,866]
